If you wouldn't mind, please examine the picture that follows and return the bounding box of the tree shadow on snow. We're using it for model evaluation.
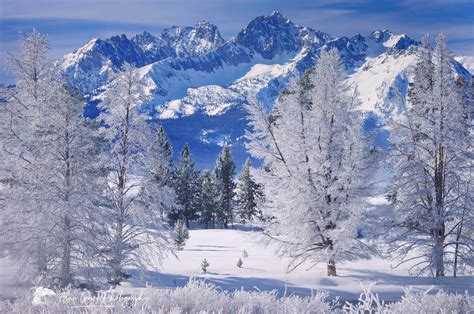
[125,269,314,297]
[124,268,474,302]
[340,268,474,294]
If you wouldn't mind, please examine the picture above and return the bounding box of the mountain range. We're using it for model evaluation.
[61,11,472,168]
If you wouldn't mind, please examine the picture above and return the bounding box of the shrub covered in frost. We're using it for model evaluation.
[0,281,472,313]
[344,284,474,314]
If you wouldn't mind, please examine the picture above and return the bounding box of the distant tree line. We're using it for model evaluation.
[168,140,264,229]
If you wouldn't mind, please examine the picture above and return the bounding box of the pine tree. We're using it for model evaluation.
[98,63,172,285]
[245,49,373,276]
[235,159,263,223]
[173,219,190,250]
[140,125,176,220]
[214,143,236,229]
[198,170,220,229]
[200,258,210,273]
[172,144,200,227]
[386,35,472,277]
[153,126,174,186]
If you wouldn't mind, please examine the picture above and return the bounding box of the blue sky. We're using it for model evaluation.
[1,0,473,83]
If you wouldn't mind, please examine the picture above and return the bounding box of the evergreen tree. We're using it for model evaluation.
[237,257,243,268]
[198,170,220,229]
[172,144,200,227]
[151,126,174,186]
[214,143,236,229]
[173,219,190,250]
[140,125,176,220]
[200,258,210,273]
[235,159,263,223]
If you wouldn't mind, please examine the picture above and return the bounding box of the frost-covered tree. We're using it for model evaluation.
[0,30,53,284]
[34,82,107,288]
[173,219,190,250]
[171,144,200,227]
[198,170,220,229]
[453,179,473,277]
[386,35,472,277]
[98,63,172,285]
[235,159,263,223]
[0,30,107,287]
[214,143,236,229]
[246,49,373,276]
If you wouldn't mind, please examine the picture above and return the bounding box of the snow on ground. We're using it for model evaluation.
[0,258,29,302]
[114,226,474,303]
[1,224,472,303]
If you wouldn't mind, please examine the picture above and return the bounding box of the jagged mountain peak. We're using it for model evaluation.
[133,31,156,42]
[240,11,294,34]
[235,11,330,59]
[366,30,416,51]
[370,29,394,42]
[158,21,225,56]
[269,10,285,18]
[194,20,219,29]
[60,12,470,167]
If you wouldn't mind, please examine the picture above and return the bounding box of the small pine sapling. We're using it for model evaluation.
[237,257,243,268]
[201,258,210,273]
[174,219,190,250]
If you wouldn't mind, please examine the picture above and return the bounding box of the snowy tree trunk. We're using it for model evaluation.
[433,141,445,277]
[110,221,125,285]
[60,124,73,287]
[327,259,337,276]
[60,215,72,287]
[433,235,445,277]
[453,204,467,277]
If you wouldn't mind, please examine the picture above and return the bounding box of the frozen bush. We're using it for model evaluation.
[344,284,474,314]
[1,281,472,313]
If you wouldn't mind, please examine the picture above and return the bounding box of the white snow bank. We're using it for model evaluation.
[32,287,56,305]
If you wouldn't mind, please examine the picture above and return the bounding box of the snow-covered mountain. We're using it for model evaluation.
[63,21,225,93]
[455,55,474,73]
[61,11,471,168]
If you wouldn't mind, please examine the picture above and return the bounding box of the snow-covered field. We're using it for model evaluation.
[0,226,474,301]
[3,226,470,304]
[1,115,472,309]
[147,228,474,301]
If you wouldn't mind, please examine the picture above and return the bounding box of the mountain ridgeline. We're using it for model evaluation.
[61,11,471,168]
